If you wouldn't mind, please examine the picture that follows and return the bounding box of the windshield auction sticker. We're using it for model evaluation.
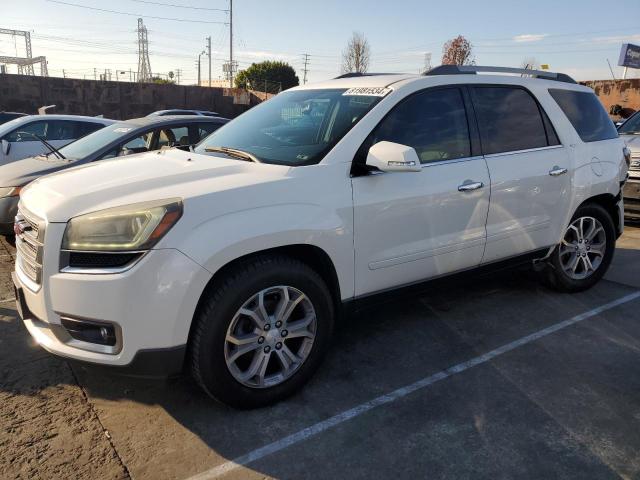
[343,87,392,97]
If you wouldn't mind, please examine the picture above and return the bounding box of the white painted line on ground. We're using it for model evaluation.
[188,291,640,480]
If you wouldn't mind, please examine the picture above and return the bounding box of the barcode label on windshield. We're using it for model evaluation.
[343,87,392,97]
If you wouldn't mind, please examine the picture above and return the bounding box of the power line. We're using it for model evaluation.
[46,0,230,24]
[130,0,229,12]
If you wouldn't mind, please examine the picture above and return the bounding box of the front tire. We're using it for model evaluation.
[190,255,334,409]
[541,203,616,292]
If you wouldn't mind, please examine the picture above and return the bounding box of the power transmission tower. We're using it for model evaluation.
[0,28,47,76]
[302,53,310,84]
[175,69,181,85]
[137,18,152,82]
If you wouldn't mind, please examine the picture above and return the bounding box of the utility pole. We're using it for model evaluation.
[302,53,310,84]
[175,68,181,85]
[62,69,66,78]
[206,36,211,87]
[229,0,233,88]
[94,68,97,80]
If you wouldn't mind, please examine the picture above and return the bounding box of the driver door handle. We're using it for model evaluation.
[458,181,484,192]
[549,166,568,177]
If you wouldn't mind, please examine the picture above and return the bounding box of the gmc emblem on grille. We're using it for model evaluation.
[14,215,29,237]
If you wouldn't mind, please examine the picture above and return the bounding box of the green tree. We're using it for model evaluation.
[235,61,299,94]
[150,76,175,84]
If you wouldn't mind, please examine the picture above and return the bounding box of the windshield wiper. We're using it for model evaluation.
[204,146,261,163]
[17,131,66,160]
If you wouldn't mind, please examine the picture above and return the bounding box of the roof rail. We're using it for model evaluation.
[334,72,404,79]
[424,65,577,84]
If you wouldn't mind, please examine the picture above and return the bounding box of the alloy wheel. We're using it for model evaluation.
[559,216,607,280]
[224,285,317,388]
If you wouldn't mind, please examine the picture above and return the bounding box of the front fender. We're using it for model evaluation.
[173,203,354,300]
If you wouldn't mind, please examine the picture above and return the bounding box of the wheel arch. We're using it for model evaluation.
[186,244,342,349]
[577,192,622,237]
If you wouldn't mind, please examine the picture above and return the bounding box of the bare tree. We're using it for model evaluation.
[341,32,370,74]
[441,35,474,66]
[521,57,540,70]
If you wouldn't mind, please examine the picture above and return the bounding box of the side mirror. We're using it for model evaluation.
[1,139,10,156]
[366,141,421,173]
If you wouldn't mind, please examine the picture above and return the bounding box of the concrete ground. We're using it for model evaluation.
[1,225,640,480]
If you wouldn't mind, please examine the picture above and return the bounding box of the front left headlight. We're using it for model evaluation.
[62,198,183,252]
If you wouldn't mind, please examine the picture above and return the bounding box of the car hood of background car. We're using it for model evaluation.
[20,148,292,222]
[621,133,640,153]
[0,155,75,187]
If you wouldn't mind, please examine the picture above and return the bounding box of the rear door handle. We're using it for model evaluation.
[458,181,484,192]
[549,166,568,176]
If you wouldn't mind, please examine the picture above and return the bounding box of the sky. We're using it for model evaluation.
[2,0,640,85]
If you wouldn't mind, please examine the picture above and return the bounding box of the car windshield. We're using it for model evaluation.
[194,89,383,165]
[619,112,640,134]
[56,122,139,161]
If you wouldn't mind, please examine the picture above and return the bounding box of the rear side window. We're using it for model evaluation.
[76,121,105,137]
[549,89,618,142]
[367,87,471,164]
[472,87,548,155]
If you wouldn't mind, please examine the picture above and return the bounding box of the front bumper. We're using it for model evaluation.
[0,195,19,235]
[623,177,640,219]
[13,230,212,376]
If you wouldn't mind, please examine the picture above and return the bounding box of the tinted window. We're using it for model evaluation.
[367,88,471,163]
[549,89,618,142]
[76,121,106,137]
[618,111,640,134]
[46,120,77,141]
[473,87,548,154]
[542,109,561,146]
[197,122,223,140]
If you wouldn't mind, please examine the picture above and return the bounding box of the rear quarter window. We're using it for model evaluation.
[549,89,618,143]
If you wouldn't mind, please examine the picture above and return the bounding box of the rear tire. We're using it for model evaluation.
[190,255,334,409]
[540,203,615,292]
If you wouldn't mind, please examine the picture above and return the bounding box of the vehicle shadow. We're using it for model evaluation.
[1,245,640,479]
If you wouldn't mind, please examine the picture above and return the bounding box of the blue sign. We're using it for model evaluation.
[618,43,640,69]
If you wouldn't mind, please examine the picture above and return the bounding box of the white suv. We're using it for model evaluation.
[13,66,628,408]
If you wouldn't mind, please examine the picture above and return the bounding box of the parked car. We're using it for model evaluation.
[148,109,221,117]
[0,112,27,126]
[618,110,640,219]
[0,115,114,166]
[13,66,627,408]
[0,115,228,236]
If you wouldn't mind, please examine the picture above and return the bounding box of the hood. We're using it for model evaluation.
[620,133,640,153]
[0,155,73,187]
[20,148,291,222]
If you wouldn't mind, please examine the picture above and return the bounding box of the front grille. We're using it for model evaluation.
[15,209,45,285]
[630,156,640,172]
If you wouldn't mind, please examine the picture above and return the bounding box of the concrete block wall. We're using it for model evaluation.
[0,74,265,120]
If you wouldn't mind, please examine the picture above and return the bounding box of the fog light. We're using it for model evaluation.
[61,317,117,347]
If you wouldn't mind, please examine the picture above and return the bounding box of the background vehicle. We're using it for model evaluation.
[618,110,640,219]
[0,115,113,165]
[13,67,626,409]
[0,112,27,125]
[0,115,228,236]
[148,109,221,117]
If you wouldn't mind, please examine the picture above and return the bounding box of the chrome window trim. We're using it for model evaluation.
[483,144,565,159]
